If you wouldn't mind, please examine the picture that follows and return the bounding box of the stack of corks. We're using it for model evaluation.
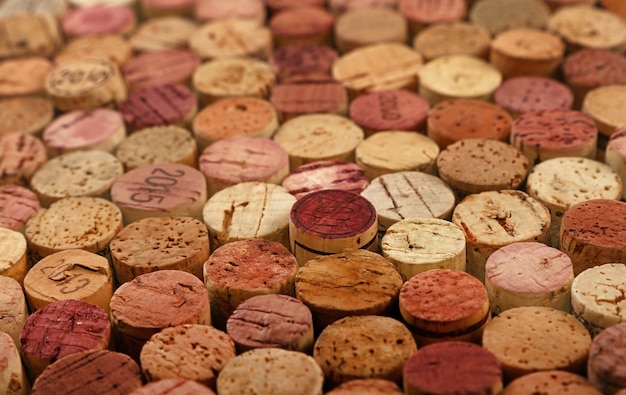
[1,0,626,394]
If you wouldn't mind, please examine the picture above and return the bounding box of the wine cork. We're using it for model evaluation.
[0,97,54,136]
[605,126,626,199]
[403,341,503,395]
[503,371,601,395]
[54,34,133,68]
[122,49,200,91]
[0,276,28,349]
[23,249,114,313]
[413,21,491,62]
[469,0,551,35]
[129,379,216,395]
[452,190,551,282]
[563,49,626,110]
[289,190,378,265]
[313,315,417,387]
[119,84,197,132]
[25,197,123,263]
[436,138,529,197]
[485,242,574,314]
[334,7,407,54]
[68,0,138,7]
[489,28,565,79]
[111,163,207,224]
[30,150,124,207]
[269,6,335,48]
[139,0,195,18]
[0,133,47,186]
[326,379,403,395]
[400,269,490,346]
[42,109,126,157]
[560,200,626,276]
[273,114,364,170]
[270,43,338,81]
[192,58,276,105]
[202,182,296,250]
[511,109,597,171]
[0,228,28,285]
[20,299,111,380]
[193,97,278,152]
[265,0,326,13]
[526,158,622,248]
[544,0,598,9]
[115,125,197,171]
[0,332,29,395]
[195,0,266,24]
[109,270,211,360]
[329,0,397,15]
[0,57,54,98]
[61,5,136,38]
[45,59,127,112]
[140,324,235,390]
[588,322,626,393]
[494,76,574,119]
[355,131,440,179]
[548,5,626,52]
[0,13,62,59]
[0,0,67,18]
[427,99,512,149]
[398,0,466,36]
[110,216,210,284]
[418,55,502,106]
[217,348,324,395]
[189,19,272,60]
[582,85,626,141]
[349,89,430,135]
[0,184,40,234]
[204,239,298,329]
[381,218,466,280]
[31,350,143,395]
[482,306,592,381]
[295,249,402,330]
[129,16,197,52]
[270,75,348,121]
[282,161,368,200]
[361,171,456,237]
[600,0,626,21]
[226,294,314,353]
[332,43,423,98]
[199,136,289,197]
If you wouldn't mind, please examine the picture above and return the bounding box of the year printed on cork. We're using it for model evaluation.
[126,167,188,205]
[48,60,115,96]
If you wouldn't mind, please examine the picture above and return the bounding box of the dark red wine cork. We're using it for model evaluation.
[281,160,368,200]
[195,0,266,24]
[270,75,348,121]
[226,294,313,353]
[110,216,210,284]
[122,49,201,91]
[31,350,143,395]
[427,99,512,149]
[270,43,339,80]
[403,341,503,395]
[119,84,197,132]
[560,199,626,276]
[349,89,430,135]
[20,299,111,379]
[0,184,40,233]
[269,6,335,48]
[61,5,136,38]
[203,239,298,329]
[588,323,626,394]
[289,189,378,265]
[398,0,467,36]
[0,133,47,186]
[495,77,574,119]
[326,379,404,395]
[511,109,597,169]
[129,379,216,395]
[109,270,211,360]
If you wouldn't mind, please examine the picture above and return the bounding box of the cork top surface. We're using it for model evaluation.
[511,109,597,150]
[491,28,565,60]
[588,322,626,383]
[503,371,601,395]
[349,89,430,132]
[563,49,626,88]
[0,132,48,185]
[43,109,125,152]
[562,200,626,248]
[495,77,574,115]
[0,184,40,231]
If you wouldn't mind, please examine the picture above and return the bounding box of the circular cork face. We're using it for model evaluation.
[404,341,502,395]
[54,34,132,68]
[582,85,626,137]
[0,97,54,136]
[282,161,368,200]
[110,216,210,284]
[270,43,338,80]
[326,379,404,395]
[561,199,626,251]
[195,0,266,24]
[0,276,27,347]
[563,49,626,90]
[270,75,348,121]
[413,21,491,62]
[482,306,592,381]
[0,228,27,281]
[0,132,47,185]
[290,189,376,239]
[61,5,135,37]
[0,13,62,59]
[588,322,626,390]
[495,77,573,117]
[470,0,551,35]
[0,184,40,232]
[189,19,271,60]
[334,7,407,53]
[503,371,601,395]
[427,99,512,149]
[122,49,200,90]
[0,57,54,97]
[0,0,67,18]
[129,17,197,53]
[130,379,217,395]
[269,6,335,46]
[398,0,466,25]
